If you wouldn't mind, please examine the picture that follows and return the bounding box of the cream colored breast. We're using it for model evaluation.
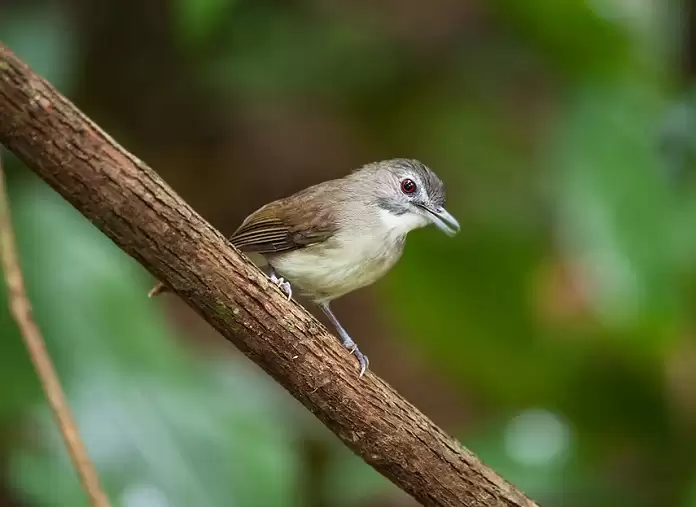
[269,230,404,303]
[268,205,430,303]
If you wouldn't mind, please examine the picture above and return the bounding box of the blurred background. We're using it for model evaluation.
[2,0,696,505]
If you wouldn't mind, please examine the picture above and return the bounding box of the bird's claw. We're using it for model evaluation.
[269,272,292,300]
[341,339,368,376]
[319,303,369,378]
[352,348,369,378]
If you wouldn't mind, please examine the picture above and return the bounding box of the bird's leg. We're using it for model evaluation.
[268,267,292,300]
[320,303,369,377]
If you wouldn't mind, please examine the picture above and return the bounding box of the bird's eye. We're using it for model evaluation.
[400,178,417,194]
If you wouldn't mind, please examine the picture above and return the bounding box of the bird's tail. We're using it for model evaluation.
[148,281,169,298]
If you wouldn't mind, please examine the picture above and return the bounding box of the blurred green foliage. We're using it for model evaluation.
[3,0,696,506]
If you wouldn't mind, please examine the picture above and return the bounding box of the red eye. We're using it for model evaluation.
[400,178,417,194]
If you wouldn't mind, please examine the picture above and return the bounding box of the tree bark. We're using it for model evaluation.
[0,43,539,507]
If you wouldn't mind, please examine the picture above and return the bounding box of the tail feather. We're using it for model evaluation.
[148,281,169,298]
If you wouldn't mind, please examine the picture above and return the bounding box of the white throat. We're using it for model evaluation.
[377,208,429,238]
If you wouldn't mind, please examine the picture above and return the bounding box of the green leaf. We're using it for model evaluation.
[551,80,677,337]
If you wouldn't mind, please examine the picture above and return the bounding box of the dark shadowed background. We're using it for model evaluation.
[2,0,696,506]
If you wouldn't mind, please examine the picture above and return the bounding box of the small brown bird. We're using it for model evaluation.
[149,158,459,376]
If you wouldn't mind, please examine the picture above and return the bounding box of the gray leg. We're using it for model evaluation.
[268,268,292,300]
[320,303,369,377]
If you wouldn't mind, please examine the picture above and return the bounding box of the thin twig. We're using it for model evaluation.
[0,153,110,507]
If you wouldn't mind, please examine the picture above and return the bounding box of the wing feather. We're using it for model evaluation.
[229,184,339,254]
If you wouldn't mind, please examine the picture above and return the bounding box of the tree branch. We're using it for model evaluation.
[0,42,539,507]
[0,153,110,506]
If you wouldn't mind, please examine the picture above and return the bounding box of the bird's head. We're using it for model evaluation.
[356,158,460,237]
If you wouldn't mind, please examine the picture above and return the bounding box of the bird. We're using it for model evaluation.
[148,158,460,376]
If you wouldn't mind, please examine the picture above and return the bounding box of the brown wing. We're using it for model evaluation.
[229,184,339,254]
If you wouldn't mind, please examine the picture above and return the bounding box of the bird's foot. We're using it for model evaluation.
[319,303,370,377]
[269,272,292,300]
[343,339,369,377]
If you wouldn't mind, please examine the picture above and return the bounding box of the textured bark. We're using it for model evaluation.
[0,43,539,507]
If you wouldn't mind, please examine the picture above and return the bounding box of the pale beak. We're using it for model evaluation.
[419,204,460,236]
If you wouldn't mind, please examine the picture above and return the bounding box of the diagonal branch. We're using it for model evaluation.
[0,42,539,507]
[0,153,110,506]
